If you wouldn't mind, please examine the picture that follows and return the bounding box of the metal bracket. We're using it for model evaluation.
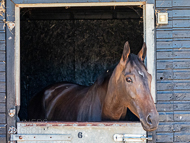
[113,134,152,142]
[8,108,16,117]
[10,134,72,141]
[7,22,15,31]
[8,126,17,134]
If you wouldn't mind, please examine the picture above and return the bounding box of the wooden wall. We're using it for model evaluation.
[2,0,190,142]
[0,0,6,142]
[156,0,190,142]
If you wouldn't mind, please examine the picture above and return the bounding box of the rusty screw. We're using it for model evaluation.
[19,136,23,139]
[8,108,15,117]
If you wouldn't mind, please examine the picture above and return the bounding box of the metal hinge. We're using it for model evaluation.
[8,126,17,134]
[8,126,17,143]
[10,134,72,141]
[113,134,152,142]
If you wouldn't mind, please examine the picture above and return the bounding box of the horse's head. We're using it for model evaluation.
[115,41,159,131]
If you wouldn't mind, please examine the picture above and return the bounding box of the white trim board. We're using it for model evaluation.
[16,2,145,8]
[146,4,156,103]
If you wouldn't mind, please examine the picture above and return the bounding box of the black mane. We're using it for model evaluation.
[96,65,116,86]
[96,53,147,86]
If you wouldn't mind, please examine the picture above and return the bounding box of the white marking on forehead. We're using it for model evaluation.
[138,71,144,77]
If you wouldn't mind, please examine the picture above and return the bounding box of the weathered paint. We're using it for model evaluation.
[12,122,147,143]
[13,0,147,4]
[2,0,190,142]
[156,0,190,142]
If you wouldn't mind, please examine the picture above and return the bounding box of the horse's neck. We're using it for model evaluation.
[102,66,127,120]
[77,65,126,121]
[102,90,126,120]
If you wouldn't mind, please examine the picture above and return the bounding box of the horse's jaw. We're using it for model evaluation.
[102,103,126,121]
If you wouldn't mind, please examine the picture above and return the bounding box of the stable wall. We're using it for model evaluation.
[0,0,6,142]
[1,0,190,143]
[156,0,190,142]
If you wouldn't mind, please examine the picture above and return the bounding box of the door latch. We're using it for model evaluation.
[113,134,152,142]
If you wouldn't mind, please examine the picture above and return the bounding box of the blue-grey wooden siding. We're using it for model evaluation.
[156,0,190,142]
[0,0,6,142]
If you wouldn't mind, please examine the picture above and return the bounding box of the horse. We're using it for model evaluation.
[28,41,159,131]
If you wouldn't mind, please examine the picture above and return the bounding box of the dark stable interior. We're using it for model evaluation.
[19,6,143,121]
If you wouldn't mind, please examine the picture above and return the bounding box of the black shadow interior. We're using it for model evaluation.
[19,6,143,121]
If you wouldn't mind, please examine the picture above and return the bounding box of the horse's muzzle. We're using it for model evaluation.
[140,112,159,132]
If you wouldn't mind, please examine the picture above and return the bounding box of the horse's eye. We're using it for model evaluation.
[126,77,132,83]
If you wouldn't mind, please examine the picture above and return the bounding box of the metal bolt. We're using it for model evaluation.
[8,108,15,117]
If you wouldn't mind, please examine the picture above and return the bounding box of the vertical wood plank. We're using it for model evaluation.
[146,4,156,103]
[15,6,20,106]
[6,0,17,142]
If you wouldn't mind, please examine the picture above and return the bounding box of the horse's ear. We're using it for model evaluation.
[120,41,130,65]
[138,43,147,62]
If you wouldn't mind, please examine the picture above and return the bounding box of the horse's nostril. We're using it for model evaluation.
[147,115,152,126]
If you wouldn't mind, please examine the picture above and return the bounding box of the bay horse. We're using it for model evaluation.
[28,41,159,131]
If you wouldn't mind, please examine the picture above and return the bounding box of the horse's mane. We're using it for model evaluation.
[77,65,116,121]
[96,53,147,86]
[96,65,116,86]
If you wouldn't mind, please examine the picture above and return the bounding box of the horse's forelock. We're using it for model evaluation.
[127,54,147,71]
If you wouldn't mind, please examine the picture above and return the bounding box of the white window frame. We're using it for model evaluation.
[14,2,156,107]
